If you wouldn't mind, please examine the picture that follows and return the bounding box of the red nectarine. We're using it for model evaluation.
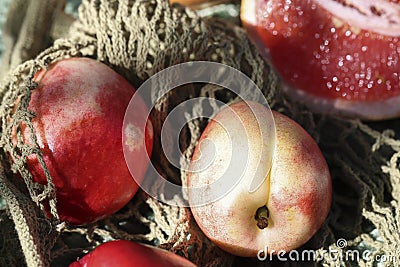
[241,0,400,120]
[20,57,153,225]
[69,240,197,267]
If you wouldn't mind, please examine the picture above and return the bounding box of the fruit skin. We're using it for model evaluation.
[188,101,331,257]
[69,240,197,267]
[241,0,400,120]
[20,57,153,225]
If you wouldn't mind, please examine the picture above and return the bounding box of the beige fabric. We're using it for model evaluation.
[0,1,399,267]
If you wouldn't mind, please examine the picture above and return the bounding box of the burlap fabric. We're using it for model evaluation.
[0,1,399,267]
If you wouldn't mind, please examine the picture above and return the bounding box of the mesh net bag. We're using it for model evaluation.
[1,0,400,267]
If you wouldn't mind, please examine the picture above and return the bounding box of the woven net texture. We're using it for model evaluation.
[0,1,399,267]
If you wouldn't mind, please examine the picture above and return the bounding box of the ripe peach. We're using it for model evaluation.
[188,101,331,257]
[19,57,153,225]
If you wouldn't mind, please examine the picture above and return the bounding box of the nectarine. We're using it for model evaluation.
[188,101,331,257]
[69,240,197,267]
[241,0,400,120]
[19,57,153,225]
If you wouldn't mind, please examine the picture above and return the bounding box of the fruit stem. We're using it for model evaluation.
[255,205,269,229]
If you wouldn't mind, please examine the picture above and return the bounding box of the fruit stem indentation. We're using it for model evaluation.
[255,205,269,229]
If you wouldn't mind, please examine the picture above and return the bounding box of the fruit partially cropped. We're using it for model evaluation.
[69,240,197,267]
[188,101,331,257]
[19,57,153,225]
[241,0,400,120]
